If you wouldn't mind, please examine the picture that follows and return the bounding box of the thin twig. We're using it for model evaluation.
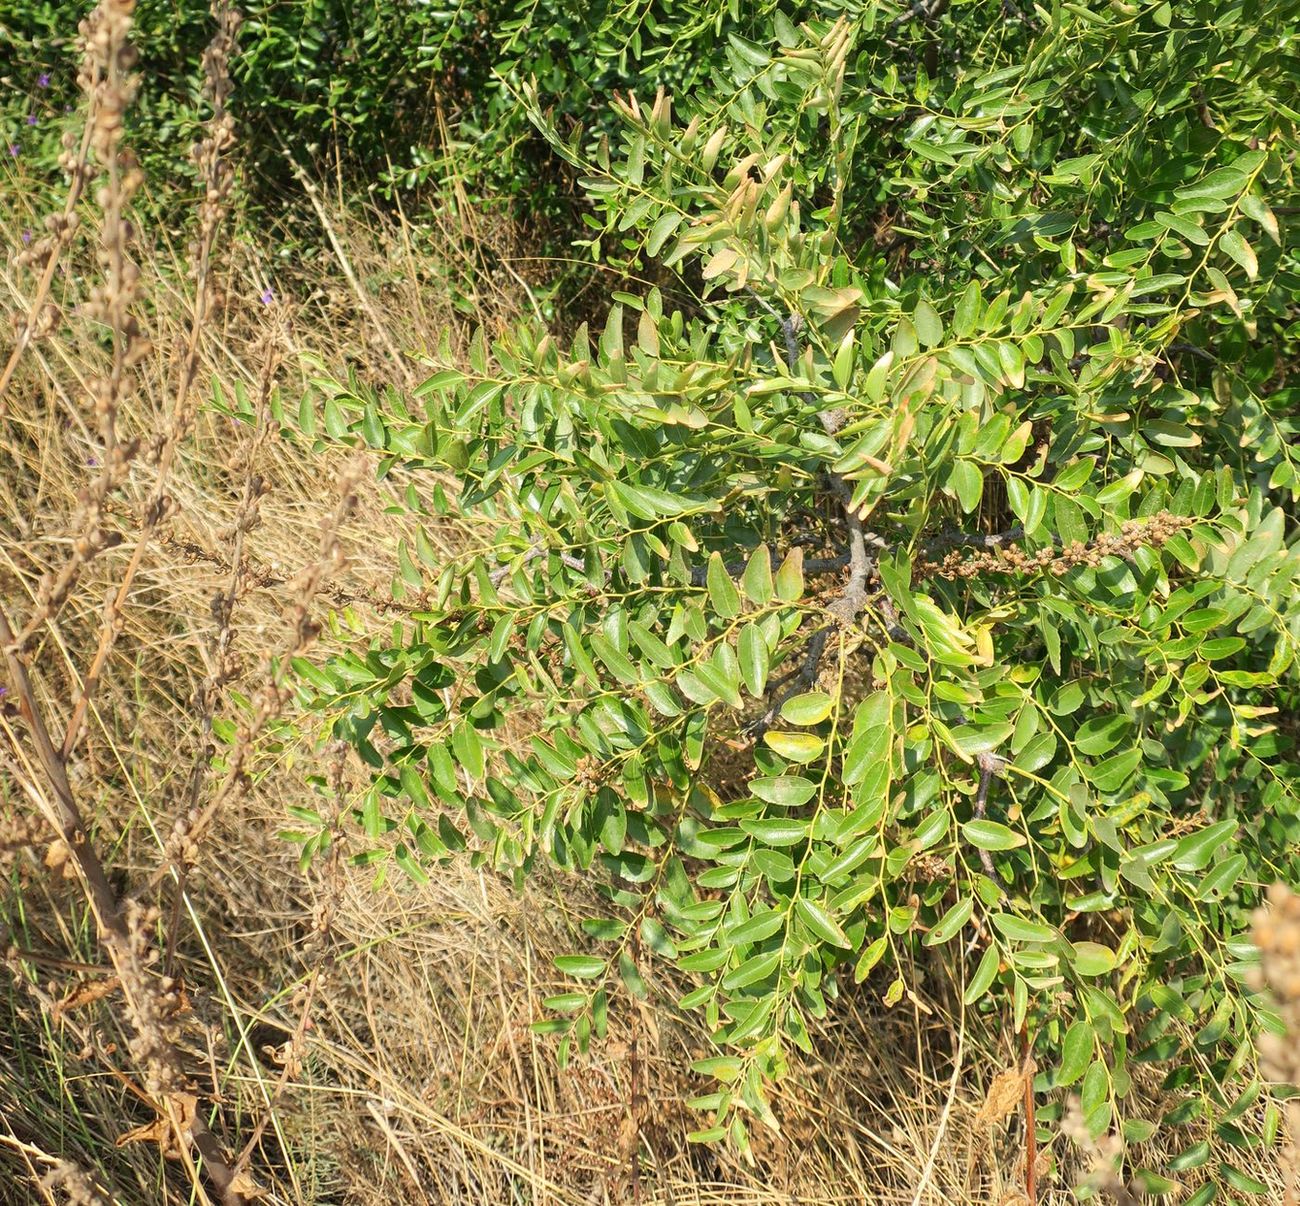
[972,753,1002,877]
[909,987,966,1206]
[748,627,830,736]
[489,544,588,586]
[1022,1023,1038,1206]
[923,526,1024,552]
[689,552,851,587]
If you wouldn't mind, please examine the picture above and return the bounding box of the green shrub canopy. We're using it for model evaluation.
[274,1,1298,1182]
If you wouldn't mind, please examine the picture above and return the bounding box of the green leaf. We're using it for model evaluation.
[1172,819,1237,871]
[1074,715,1129,757]
[1198,852,1246,900]
[544,993,589,1013]
[774,548,805,601]
[855,936,888,983]
[740,817,808,845]
[1080,1059,1111,1137]
[750,776,818,807]
[451,722,484,781]
[1219,228,1258,279]
[1058,1021,1093,1086]
[962,819,1026,851]
[1175,165,1246,202]
[914,807,949,849]
[399,764,432,810]
[555,955,605,979]
[706,552,742,618]
[394,843,429,884]
[590,634,639,685]
[1154,211,1210,245]
[796,897,851,947]
[692,1055,743,1083]
[723,948,781,990]
[738,623,769,696]
[1240,193,1280,243]
[843,692,891,785]
[640,918,678,959]
[1071,942,1117,977]
[1086,749,1141,793]
[913,299,944,348]
[990,914,1057,943]
[727,31,771,66]
[925,895,973,945]
[964,945,1000,1004]
[864,350,892,401]
[741,545,773,605]
[629,621,676,670]
[414,368,467,396]
[947,722,1013,760]
[612,950,644,998]
[611,480,704,520]
[1220,1164,1269,1195]
[832,332,855,389]
[951,460,984,514]
[695,658,743,710]
[647,210,684,256]
[780,691,834,725]
[952,280,983,337]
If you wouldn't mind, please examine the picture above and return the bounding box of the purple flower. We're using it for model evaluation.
[21,230,31,245]
[26,115,37,126]
[8,144,18,158]
[38,73,51,88]
[86,456,98,467]
[260,288,274,305]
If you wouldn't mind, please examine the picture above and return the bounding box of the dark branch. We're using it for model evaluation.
[489,544,588,586]
[922,526,1024,553]
[972,750,1006,877]
[747,627,830,737]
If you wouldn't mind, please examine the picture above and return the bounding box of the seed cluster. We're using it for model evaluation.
[40,1160,110,1206]
[918,511,1191,580]
[14,0,148,647]
[113,901,186,1098]
[1250,882,1300,1204]
[574,755,605,791]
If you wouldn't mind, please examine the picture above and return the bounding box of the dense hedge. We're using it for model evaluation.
[1,0,792,225]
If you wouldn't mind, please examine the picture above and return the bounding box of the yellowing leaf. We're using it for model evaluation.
[763,731,825,762]
[702,247,740,279]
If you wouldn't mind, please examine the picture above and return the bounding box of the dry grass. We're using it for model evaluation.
[0,142,1056,1204]
[0,19,1293,1205]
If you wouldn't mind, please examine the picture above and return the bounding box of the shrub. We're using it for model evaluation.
[2,0,793,232]
[286,1,1299,1189]
[3,0,455,201]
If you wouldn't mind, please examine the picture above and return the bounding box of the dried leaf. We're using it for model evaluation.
[52,976,120,1020]
[977,1067,1025,1127]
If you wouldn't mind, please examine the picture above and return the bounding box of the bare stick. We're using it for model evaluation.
[0,606,246,1204]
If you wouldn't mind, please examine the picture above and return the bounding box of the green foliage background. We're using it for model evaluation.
[1,0,792,227]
